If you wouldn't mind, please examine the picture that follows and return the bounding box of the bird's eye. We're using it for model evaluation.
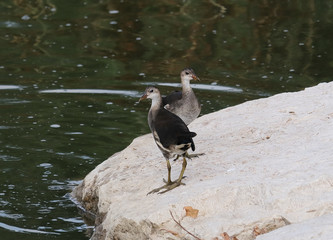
[149,89,154,93]
[185,72,189,75]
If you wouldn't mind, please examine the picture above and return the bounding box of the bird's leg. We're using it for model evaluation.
[176,156,187,182]
[166,159,172,184]
[158,157,187,194]
[147,160,173,195]
[172,155,180,162]
[147,159,186,195]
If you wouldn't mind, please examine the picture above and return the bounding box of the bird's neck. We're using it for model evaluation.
[181,80,193,95]
[148,96,163,130]
[150,95,163,113]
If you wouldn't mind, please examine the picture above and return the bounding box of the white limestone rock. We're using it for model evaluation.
[72,82,333,240]
[256,214,333,240]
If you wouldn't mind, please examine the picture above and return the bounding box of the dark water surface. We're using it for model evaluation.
[0,1,332,239]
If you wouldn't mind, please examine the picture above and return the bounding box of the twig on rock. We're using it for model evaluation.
[160,228,179,236]
[169,210,202,240]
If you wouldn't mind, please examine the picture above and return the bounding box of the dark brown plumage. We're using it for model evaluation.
[140,86,196,194]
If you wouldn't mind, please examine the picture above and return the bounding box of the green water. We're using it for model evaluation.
[0,1,332,239]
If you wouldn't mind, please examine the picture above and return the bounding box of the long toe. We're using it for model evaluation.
[162,178,174,184]
[147,181,185,195]
[147,186,165,195]
[158,181,185,194]
[186,152,205,159]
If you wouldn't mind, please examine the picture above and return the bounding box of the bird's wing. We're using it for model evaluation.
[162,91,182,109]
[154,109,196,150]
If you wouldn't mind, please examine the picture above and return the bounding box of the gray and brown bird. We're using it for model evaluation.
[162,68,201,125]
[140,86,197,194]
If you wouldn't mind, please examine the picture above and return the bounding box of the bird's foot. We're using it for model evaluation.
[172,155,180,161]
[147,181,185,195]
[173,152,205,161]
[185,152,205,159]
[162,176,186,184]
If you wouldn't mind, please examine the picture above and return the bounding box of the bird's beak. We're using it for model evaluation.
[192,74,200,81]
[139,94,147,102]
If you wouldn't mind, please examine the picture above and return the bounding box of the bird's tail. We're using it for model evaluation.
[187,131,197,138]
[189,132,196,151]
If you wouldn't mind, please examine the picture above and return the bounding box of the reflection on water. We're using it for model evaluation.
[0,0,332,239]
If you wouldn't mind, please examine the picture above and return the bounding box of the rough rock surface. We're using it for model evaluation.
[72,82,333,240]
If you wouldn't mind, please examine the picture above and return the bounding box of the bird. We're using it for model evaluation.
[162,68,201,125]
[140,86,197,194]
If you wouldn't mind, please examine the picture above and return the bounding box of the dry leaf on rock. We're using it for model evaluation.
[183,206,199,218]
[253,226,267,236]
[221,232,230,240]
[221,232,238,240]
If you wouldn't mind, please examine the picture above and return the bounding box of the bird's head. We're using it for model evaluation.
[180,68,200,82]
[139,86,160,102]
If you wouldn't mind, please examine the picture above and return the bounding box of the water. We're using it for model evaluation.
[0,1,332,239]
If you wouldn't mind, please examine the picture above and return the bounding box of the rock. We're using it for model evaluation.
[256,214,333,240]
[71,82,333,240]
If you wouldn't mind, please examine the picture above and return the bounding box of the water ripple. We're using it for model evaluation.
[0,126,15,130]
[0,211,24,220]
[39,89,140,97]
[0,222,60,235]
[0,85,23,90]
[0,99,30,104]
[0,155,20,162]
[58,217,84,224]
[0,21,21,28]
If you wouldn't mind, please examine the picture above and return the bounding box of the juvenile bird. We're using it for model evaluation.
[140,86,197,194]
[162,68,201,125]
